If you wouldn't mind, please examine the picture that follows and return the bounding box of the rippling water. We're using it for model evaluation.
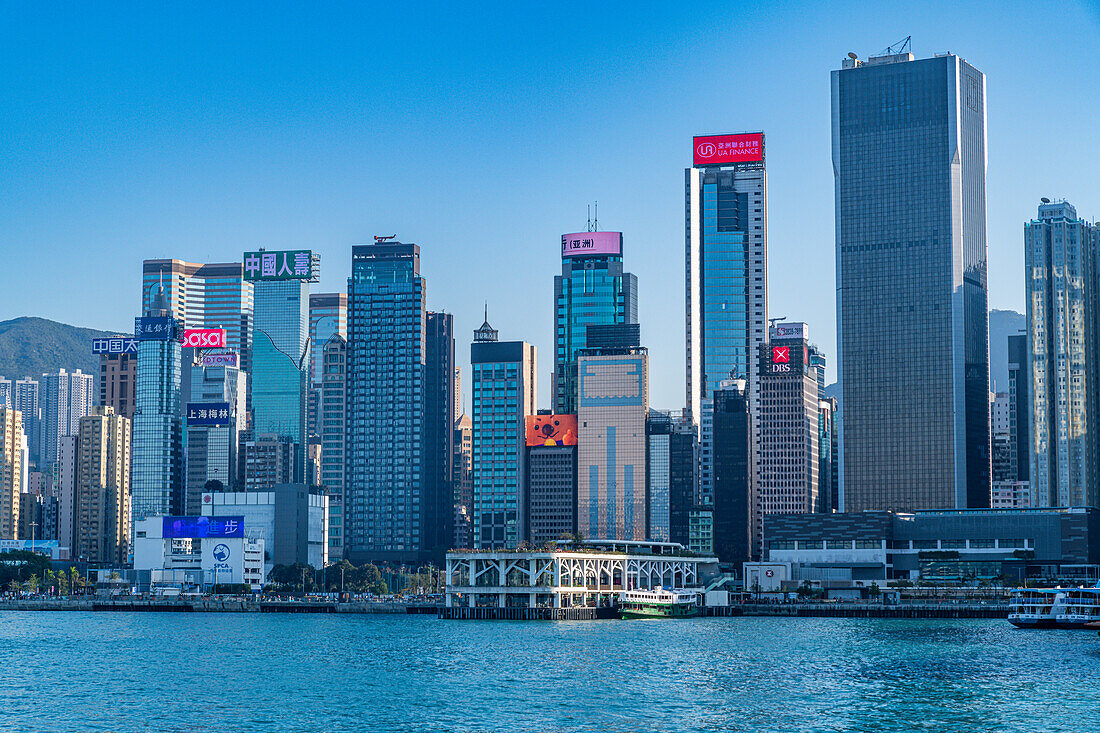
[2,612,1098,732]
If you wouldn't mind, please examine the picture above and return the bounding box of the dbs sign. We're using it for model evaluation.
[770,346,791,374]
[181,329,227,348]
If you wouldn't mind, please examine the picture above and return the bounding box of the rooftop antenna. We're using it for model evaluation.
[586,204,592,233]
[877,35,912,57]
[594,201,598,232]
[768,316,787,329]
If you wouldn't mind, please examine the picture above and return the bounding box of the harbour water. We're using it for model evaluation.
[2,612,1098,732]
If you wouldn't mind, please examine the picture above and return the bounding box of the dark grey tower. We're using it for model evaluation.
[833,48,989,512]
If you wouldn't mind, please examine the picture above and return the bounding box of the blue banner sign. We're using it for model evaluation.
[186,402,232,427]
[91,337,139,354]
[162,516,244,539]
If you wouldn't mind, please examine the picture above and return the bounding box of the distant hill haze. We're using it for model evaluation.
[0,317,127,382]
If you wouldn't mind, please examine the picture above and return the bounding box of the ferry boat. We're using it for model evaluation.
[618,587,699,619]
[1008,585,1100,629]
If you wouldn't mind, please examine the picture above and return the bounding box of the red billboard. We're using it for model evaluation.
[181,328,227,349]
[526,415,578,447]
[693,133,764,166]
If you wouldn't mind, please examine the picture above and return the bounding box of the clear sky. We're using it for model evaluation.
[2,1,1098,409]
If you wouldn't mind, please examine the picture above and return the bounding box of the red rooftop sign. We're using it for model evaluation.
[693,133,764,166]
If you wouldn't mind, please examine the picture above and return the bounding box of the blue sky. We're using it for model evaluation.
[2,1,1098,409]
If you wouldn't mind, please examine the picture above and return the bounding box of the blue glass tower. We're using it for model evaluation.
[470,314,537,548]
[345,241,430,563]
[132,285,183,519]
[554,232,637,415]
[249,252,317,482]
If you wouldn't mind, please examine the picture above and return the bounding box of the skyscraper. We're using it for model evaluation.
[320,334,347,560]
[833,49,989,511]
[526,413,577,544]
[97,347,138,420]
[131,287,184,519]
[13,378,39,467]
[71,406,131,565]
[246,249,317,483]
[426,312,456,556]
[0,408,24,539]
[141,259,253,375]
[1007,333,1030,484]
[0,378,10,408]
[452,414,473,548]
[307,292,347,439]
[470,314,537,548]
[757,323,822,553]
[345,240,433,563]
[183,361,248,513]
[708,378,753,565]
[38,369,95,470]
[554,231,638,414]
[686,132,768,425]
[1025,200,1099,507]
[577,342,648,542]
[647,409,697,545]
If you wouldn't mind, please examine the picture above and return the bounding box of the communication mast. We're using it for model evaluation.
[877,35,912,56]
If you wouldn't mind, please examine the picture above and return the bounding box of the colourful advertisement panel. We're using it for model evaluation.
[526,414,578,446]
[201,352,239,367]
[91,337,139,354]
[243,250,313,281]
[693,133,764,166]
[181,328,227,349]
[561,232,622,258]
[162,516,245,538]
[186,401,232,426]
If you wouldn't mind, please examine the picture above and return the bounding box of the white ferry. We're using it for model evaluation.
[619,587,699,619]
[1008,585,1100,629]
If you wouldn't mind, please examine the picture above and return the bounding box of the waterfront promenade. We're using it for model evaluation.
[0,597,1010,619]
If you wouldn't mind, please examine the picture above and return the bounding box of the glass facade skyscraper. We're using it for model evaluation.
[554,231,637,414]
[345,241,431,563]
[470,317,537,548]
[252,270,313,482]
[833,51,990,511]
[320,334,347,559]
[307,292,347,440]
[686,139,768,426]
[1025,200,1099,507]
[183,363,247,514]
[132,293,183,519]
[577,346,648,541]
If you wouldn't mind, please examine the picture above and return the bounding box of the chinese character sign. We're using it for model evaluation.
[91,337,139,354]
[186,401,232,426]
[134,316,177,340]
[560,232,622,258]
[693,133,764,166]
[162,516,245,538]
[243,250,313,281]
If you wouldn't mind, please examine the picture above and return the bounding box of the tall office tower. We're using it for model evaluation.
[647,411,673,542]
[686,132,768,426]
[71,407,131,565]
[38,369,94,470]
[95,335,139,420]
[0,408,24,539]
[307,292,347,439]
[525,413,577,544]
[991,392,1014,482]
[708,378,753,565]
[833,49,989,511]
[0,378,10,407]
[141,260,254,375]
[246,249,317,484]
[1025,200,1099,507]
[554,231,638,414]
[13,378,39,466]
[319,334,347,560]
[426,312,456,555]
[1007,334,1030,483]
[818,397,837,512]
[132,288,184,519]
[470,315,537,548]
[577,338,648,542]
[757,322,820,553]
[346,240,431,563]
[183,362,247,514]
[452,414,473,548]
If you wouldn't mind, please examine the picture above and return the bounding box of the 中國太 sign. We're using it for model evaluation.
[243,250,314,281]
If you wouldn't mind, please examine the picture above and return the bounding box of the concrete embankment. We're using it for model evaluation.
[705,602,1009,619]
[0,599,431,614]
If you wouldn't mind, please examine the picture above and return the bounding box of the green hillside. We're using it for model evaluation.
[0,317,128,381]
